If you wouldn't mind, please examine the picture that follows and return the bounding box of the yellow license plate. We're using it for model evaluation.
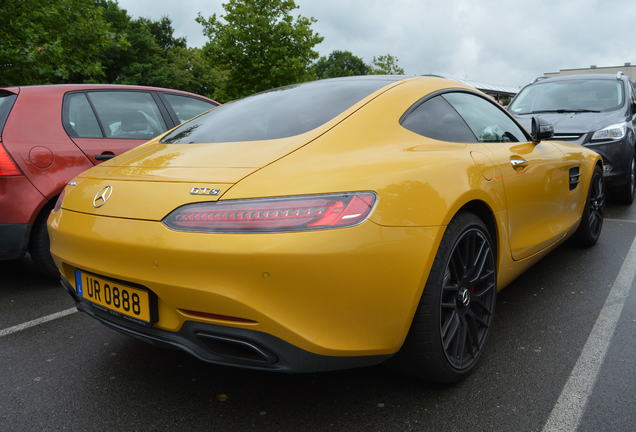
[74,270,152,323]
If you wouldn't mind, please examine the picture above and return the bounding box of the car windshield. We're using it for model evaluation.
[161,78,395,144]
[509,79,624,114]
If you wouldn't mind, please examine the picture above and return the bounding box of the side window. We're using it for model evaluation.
[65,93,103,138]
[401,95,476,142]
[164,94,216,123]
[87,91,167,140]
[443,92,528,143]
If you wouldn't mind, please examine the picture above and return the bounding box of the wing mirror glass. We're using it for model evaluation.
[531,116,554,143]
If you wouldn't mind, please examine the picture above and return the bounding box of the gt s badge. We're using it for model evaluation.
[190,187,221,196]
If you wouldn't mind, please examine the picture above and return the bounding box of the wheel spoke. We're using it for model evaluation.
[467,308,489,328]
[473,282,496,299]
[442,311,460,349]
[464,314,480,356]
[454,319,467,364]
[469,243,490,283]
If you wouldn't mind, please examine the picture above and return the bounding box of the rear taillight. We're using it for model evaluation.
[0,142,21,176]
[163,192,377,233]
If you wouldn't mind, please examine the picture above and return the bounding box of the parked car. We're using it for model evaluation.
[508,73,636,204]
[49,76,603,382]
[0,84,218,277]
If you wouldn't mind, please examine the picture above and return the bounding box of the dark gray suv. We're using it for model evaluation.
[508,73,636,204]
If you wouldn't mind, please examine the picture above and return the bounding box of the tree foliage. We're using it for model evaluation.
[0,0,123,86]
[197,0,323,100]
[0,0,404,100]
[370,54,405,75]
[314,50,370,79]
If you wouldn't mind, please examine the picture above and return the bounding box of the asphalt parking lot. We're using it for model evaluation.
[1,203,636,432]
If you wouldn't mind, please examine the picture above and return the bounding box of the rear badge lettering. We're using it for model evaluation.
[190,187,221,196]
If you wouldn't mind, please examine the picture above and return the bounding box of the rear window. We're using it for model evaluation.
[0,91,17,136]
[161,79,394,144]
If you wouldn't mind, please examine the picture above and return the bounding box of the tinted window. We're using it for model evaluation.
[509,79,624,114]
[65,93,102,138]
[164,94,216,123]
[0,91,17,136]
[161,79,393,144]
[401,95,476,142]
[87,91,166,140]
[443,92,528,142]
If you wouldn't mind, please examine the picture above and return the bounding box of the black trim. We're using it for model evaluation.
[155,92,180,126]
[0,223,31,260]
[60,278,390,373]
[151,91,177,128]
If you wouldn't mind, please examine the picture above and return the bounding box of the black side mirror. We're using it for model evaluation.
[531,116,554,143]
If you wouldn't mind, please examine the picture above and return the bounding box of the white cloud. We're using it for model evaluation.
[116,0,636,87]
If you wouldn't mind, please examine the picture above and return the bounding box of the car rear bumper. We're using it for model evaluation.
[0,223,31,260]
[49,208,444,370]
[61,278,389,372]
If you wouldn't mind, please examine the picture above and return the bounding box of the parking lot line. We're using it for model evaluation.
[0,307,77,338]
[542,233,636,432]
[605,218,636,224]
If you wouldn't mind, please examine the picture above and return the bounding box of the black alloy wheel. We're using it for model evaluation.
[587,172,605,237]
[440,228,496,370]
[389,212,497,383]
[574,166,604,247]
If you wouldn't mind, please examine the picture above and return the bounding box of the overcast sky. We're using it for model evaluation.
[117,0,636,88]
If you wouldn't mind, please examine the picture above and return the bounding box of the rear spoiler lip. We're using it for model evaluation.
[0,87,20,95]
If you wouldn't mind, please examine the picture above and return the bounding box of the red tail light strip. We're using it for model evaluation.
[0,142,21,176]
[163,192,377,233]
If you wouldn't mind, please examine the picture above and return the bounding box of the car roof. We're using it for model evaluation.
[0,83,217,103]
[535,74,626,83]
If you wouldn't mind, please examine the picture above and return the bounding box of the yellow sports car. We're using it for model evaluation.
[49,76,604,382]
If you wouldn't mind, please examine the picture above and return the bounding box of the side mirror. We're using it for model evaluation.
[531,117,554,143]
[631,102,636,114]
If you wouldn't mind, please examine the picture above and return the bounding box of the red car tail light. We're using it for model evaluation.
[163,192,377,233]
[0,142,21,176]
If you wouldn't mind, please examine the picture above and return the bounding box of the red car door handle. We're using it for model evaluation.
[95,154,115,160]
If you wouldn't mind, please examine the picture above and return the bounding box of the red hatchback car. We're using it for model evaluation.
[0,84,218,277]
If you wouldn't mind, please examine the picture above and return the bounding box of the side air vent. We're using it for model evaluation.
[569,166,580,191]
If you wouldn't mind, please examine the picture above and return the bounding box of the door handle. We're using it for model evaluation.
[95,154,115,160]
[510,157,528,169]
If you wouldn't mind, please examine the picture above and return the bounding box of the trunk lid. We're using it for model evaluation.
[61,134,314,220]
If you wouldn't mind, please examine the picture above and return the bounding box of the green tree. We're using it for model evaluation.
[197,0,323,100]
[370,54,405,75]
[314,50,370,79]
[0,0,123,86]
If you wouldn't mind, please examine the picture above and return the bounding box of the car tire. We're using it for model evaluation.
[573,166,605,247]
[615,155,635,205]
[389,212,497,383]
[29,207,60,280]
